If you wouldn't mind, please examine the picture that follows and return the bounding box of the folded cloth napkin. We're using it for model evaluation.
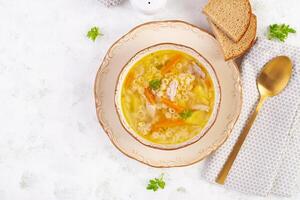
[99,0,123,7]
[203,38,300,197]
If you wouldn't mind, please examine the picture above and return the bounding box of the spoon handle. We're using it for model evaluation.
[216,96,267,184]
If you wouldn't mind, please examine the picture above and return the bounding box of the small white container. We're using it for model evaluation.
[130,0,168,15]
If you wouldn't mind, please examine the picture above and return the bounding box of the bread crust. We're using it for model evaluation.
[209,15,257,61]
[203,0,252,42]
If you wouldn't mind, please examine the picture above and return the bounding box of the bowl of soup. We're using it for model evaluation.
[115,43,221,150]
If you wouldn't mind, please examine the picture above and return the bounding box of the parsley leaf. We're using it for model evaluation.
[149,79,161,90]
[87,26,103,42]
[156,178,165,189]
[146,174,166,192]
[268,24,296,42]
[179,110,193,119]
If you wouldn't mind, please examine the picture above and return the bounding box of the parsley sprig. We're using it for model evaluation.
[87,26,103,42]
[146,174,166,192]
[179,110,193,120]
[149,79,161,90]
[268,24,296,42]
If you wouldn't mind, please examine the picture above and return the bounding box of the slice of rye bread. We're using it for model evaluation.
[203,0,252,42]
[209,14,257,60]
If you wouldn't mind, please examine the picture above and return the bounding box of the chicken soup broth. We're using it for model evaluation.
[121,50,215,145]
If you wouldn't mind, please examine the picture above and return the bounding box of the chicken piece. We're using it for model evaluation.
[166,80,178,101]
[190,62,206,79]
[191,104,210,112]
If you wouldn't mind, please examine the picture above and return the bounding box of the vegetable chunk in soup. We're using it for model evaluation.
[121,50,215,145]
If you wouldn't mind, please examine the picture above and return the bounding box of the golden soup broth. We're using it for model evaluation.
[121,50,215,145]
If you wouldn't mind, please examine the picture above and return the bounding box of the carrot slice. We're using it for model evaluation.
[161,98,184,113]
[205,78,212,88]
[161,54,182,74]
[144,87,156,104]
[125,72,135,88]
[151,119,185,131]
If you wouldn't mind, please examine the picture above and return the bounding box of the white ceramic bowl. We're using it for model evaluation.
[115,43,221,150]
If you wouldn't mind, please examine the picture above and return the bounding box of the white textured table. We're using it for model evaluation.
[0,0,299,199]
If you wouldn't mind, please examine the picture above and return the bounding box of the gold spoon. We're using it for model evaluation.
[216,56,293,185]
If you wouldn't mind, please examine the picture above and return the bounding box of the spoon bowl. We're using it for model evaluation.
[258,56,292,97]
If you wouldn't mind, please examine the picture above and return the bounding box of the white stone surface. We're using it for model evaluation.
[0,0,299,199]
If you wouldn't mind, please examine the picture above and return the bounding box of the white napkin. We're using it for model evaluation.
[203,38,300,197]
